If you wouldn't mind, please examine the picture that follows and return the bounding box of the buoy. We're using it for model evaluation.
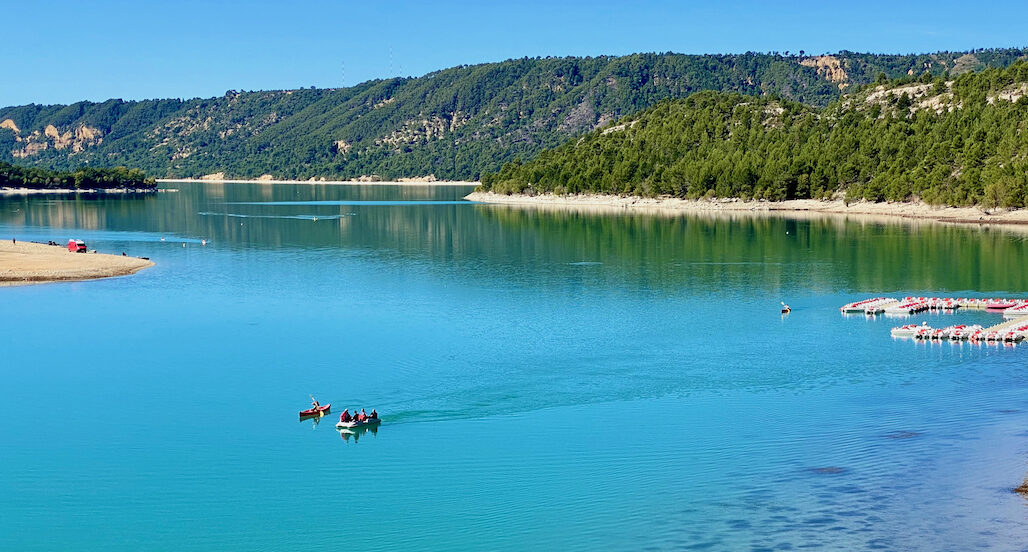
[201,239,206,246]
[182,243,186,247]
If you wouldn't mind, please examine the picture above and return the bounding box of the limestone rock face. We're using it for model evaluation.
[1,118,21,134]
[8,123,103,158]
[799,56,850,89]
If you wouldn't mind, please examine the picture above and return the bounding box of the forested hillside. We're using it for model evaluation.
[2,49,1025,181]
[481,62,1028,207]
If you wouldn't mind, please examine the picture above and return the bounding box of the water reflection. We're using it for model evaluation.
[2,182,1028,294]
[338,424,379,443]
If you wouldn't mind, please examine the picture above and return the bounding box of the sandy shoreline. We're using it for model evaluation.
[0,241,154,287]
[466,191,1028,227]
[158,178,478,187]
[0,187,156,195]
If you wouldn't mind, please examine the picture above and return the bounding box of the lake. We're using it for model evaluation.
[2,182,1028,550]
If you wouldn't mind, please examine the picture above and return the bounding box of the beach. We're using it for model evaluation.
[157,178,478,186]
[0,187,157,195]
[466,191,1028,227]
[0,240,154,286]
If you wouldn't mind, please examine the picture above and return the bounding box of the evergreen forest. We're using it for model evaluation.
[0,162,155,191]
[481,61,1028,207]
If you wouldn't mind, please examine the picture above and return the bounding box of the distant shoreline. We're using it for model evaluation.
[0,187,156,195]
[466,191,1028,228]
[158,178,479,186]
[0,241,154,287]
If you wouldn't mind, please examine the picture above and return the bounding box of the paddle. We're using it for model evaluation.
[309,394,324,417]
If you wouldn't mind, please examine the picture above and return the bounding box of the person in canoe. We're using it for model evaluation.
[310,395,321,410]
[340,409,352,423]
[356,408,368,422]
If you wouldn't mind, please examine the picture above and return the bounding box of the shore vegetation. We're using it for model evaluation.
[0,162,155,191]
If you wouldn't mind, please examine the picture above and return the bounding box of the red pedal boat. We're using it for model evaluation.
[299,404,331,418]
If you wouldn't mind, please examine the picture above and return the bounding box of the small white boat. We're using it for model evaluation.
[336,418,382,429]
[891,323,926,338]
[840,297,892,313]
[885,301,928,315]
[948,325,983,341]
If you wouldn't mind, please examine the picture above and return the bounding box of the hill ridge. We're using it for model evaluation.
[2,48,1027,180]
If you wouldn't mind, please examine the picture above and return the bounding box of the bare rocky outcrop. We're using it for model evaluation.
[799,55,850,89]
[864,83,934,104]
[988,83,1028,104]
[376,112,469,149]
[601,120,639,135]
[952,53,980,74]
[7,123,103,158]
[0,118,20,134]
[558,98,597,133]
[847,82,959,116]
[397,175,438,182]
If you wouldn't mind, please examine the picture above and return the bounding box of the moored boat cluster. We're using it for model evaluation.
[842,296,1028,344]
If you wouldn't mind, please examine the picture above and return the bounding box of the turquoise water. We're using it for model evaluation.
[2,183,1028,550]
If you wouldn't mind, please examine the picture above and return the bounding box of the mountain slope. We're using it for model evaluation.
[480,62,1028,207]
[2,49,1026,180]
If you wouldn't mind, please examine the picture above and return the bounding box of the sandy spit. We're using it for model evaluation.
[158,178,479,187]
[466,191,1028,228]
[0,241,154,287]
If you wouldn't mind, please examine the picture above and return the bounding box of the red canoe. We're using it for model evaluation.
[299,404,331,418]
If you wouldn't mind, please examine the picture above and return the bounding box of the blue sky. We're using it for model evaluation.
[1,0,1025,106]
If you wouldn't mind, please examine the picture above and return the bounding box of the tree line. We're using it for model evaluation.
[0,162,156,190]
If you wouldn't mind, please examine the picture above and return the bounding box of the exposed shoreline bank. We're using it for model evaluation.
[466,191,1028,228]
[158,178,478,187]
[0,187,156,195]
[0,241,154,287]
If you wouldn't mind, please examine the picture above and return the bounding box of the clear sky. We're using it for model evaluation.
[2,0,1025,106]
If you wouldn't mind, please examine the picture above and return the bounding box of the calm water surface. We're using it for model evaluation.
[2,183,1028,550]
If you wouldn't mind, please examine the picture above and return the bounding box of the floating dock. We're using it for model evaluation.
[844,296,1028,344]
